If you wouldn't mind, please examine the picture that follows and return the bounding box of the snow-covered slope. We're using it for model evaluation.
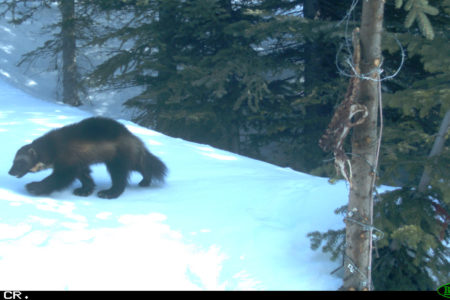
[0,78,347,290]
[0,8,349,290]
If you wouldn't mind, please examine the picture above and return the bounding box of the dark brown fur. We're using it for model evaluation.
[9,117,167,199]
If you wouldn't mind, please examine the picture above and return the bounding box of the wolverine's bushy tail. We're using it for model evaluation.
[145,150,168,182]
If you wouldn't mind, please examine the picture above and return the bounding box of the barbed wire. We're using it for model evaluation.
[334,0,406,83]
[336,35,406,82]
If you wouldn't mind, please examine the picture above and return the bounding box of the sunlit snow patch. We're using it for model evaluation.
[0,69,10,78]
[201,152,238,161]
[26,80,37,87]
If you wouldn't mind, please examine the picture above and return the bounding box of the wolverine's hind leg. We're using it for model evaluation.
[138,166,151,187]
[98,159,128,199]
[136,151,152,187]
[138,176,151,187]
[73,167,95,196]
[135,162,151,187]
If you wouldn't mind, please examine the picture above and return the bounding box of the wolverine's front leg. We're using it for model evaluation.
[26,168,77,196]
[98,160,128,199]
[73,167,95,196]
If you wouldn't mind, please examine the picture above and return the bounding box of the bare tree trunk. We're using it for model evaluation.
[342,0,384,291]
[418,109,450,193]
[303,0,320,96]
[60,0,81,106]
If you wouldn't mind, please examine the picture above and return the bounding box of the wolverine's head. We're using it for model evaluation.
[8,144,48,178]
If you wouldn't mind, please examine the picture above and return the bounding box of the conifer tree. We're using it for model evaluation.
[0,0,91,106]
[60,0,80,106]
[371,0,450,289]
[309,0,449,290]
[88,0,306,154]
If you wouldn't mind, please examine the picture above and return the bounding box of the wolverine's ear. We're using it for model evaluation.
[28,147,38,159]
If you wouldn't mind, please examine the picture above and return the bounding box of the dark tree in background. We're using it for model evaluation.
[60,0,80,106]
[89,0,308,156]
[0,0,82,106]
[303,0,320,96]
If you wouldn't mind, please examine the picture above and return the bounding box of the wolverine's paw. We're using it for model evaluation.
[138,178,151,187]
[26,181,50,195]
[97,189,121,199]
[73,187,94,197]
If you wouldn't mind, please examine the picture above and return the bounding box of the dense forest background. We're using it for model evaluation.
[1,0,448,290]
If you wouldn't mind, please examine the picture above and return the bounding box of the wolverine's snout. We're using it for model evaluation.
[8,168,26,178]
[9,159,31,178]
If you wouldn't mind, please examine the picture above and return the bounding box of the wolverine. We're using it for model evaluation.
[9,117,167,199]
